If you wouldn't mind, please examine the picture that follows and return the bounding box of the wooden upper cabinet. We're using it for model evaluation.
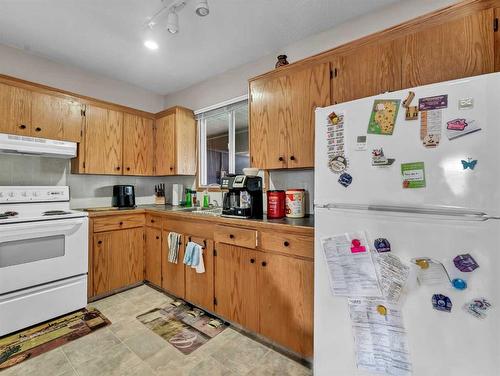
[402,9,495,88]
[494,7,500,71]
[0,83,32,136]
[123,113,154,175]
[31,92,83,141]
[249,75,290,169]
[331,39,402,104]
[84,106,123,175]
[154,107,196,176]
[250,62,329,170]
[288,62,330,168]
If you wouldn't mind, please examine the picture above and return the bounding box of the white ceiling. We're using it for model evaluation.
[0,0,401,96]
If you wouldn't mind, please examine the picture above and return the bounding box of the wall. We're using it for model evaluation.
[0,44,164,113]
[163,0,458,213]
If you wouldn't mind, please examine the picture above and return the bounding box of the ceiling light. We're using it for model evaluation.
[144,40,159,50]
[166,11,179,34]
[195,0,209,16]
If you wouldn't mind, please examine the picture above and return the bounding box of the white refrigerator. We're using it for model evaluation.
[314,73,500,375]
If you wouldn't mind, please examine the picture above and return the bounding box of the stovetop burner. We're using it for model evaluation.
[42,210,72,216]
[0,211,18,219]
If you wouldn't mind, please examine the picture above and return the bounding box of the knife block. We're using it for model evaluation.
[154,196,166,205]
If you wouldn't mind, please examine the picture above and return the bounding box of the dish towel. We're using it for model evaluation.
[167,232,181,264]
[184,241,205,274]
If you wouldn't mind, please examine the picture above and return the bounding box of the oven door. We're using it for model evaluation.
[0,217,88,294]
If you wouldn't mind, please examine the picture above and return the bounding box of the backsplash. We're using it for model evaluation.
[0,155,314,213]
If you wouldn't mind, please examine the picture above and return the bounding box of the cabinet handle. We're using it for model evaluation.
[151,219,155,223]
[156,236,160,240]
[229,234,235,239]
[119,221,123,225]
[116,166,121,171]
[126,167,130,171]
[35,127,42,132]
[290,156,296,161]
[278,156,284,162]
[19,124,26,129]
[97,240,102,245]
[170,167,174,171]
[261,261,267,267]
[250,258,255,264]
[283,241,290,247]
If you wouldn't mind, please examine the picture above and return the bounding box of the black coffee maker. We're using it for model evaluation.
[221,175,263,219]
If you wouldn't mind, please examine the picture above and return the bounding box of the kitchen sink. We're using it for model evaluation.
[178,207,223,216]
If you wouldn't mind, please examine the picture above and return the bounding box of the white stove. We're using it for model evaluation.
[0,186,88,336]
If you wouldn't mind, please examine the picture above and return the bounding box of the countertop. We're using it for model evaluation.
[84,204,314,232]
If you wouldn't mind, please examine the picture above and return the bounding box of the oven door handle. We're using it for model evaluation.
[0,219,87,242]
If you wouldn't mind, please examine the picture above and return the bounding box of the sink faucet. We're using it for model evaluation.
[212,200,219,208]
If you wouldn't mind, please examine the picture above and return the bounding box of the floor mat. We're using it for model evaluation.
[137,300,228,355]
[0,308,110,371]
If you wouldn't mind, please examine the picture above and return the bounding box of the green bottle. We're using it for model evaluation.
[185,188,192,207]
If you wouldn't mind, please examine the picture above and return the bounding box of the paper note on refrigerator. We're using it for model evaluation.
[321,232,382,297]
[375,253,410,303]
[348,298,412,376]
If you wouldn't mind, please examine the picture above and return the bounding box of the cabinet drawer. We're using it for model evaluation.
[93,214,145,232]
[214,225,257,249]
[146,213,162,229]
[260,231,313,259]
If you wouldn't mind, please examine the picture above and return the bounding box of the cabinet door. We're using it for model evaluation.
[331,40,402,104]
[154,114,176,175]
[402,9,494,87]
[249,76,290,169]
[123,113,154,175]
[175,108,197,175]
[62,101,84,143]
[145,227,162,287]
[161,231,185,298]
[84,105,123,174]
[116,227,144,287]
[0,83,31,136]
[185,236,214,311]
[31,92,64,140]
[214,243,259,332]
[495,7,500,72]
[92,232,113,296]
[288,62,330,168]
[257,252,313,357]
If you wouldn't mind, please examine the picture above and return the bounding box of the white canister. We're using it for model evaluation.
[172,184,183,206]
[285,189,305,218]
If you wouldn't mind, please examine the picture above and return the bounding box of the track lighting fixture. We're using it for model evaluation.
[143,0,210,48]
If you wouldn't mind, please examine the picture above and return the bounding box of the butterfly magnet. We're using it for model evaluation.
[461,158,477,170]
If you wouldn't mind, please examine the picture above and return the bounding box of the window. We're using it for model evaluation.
[197,99,249,187]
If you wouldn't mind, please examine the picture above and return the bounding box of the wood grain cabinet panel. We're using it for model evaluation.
[31,93,84,142]
[402,9,495,88]
[154,107,196,176]
[161,231,186,298]
[257,252,313,357]
[288,62,330,168]
[213,225,257,249]
[92,232,112,296]
[0,83,31,136]
[259,231,314,259]
[214,243,259,332]
[123,114,154,175]
[185,236,214,311]
[93,214,145,232]
[84,105,123,175]
[249,75,290,169]
[145,226,162,287]
[495,7,500,72]
[331,40,402,104]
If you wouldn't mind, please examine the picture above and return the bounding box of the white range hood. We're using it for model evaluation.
[0,133,76,158]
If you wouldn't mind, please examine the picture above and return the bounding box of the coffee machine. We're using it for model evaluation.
[221,175,263,219]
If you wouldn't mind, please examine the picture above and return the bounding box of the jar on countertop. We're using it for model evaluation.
[285,189,305,218]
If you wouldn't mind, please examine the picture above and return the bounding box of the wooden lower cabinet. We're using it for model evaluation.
[145,226,162,287]
[161,231,186,298]
[214,243,259,333]
[92,227,144,296]
[257,252,313,357]
[185,236,214,311]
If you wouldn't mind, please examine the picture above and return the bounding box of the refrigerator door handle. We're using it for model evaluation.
[315,203,499,221]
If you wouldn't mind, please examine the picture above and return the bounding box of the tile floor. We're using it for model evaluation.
[3,285,312,376]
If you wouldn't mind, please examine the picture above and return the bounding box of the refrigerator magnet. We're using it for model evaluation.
[402,91,415,108]
[350,239,366,253]
[401,162,426,189]
[458,97,474,110]
[374,238,391,253]
[421,110,442,148]
[451,278,467,290]
[418,95,448,111]
[463,298,492,319]
[372,148,395,166]
[329,155,348,173]
[328,111,340,125]
[405,106,418,121]
[446,118,481,140]
[461,158,477,170]
[432,294,452,312]
[338,172,352,188]
[453,254,479,272]
[355,135,367,151]
[367,99,400,136]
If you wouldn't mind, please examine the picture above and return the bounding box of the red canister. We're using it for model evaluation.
[267,190,286,219]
